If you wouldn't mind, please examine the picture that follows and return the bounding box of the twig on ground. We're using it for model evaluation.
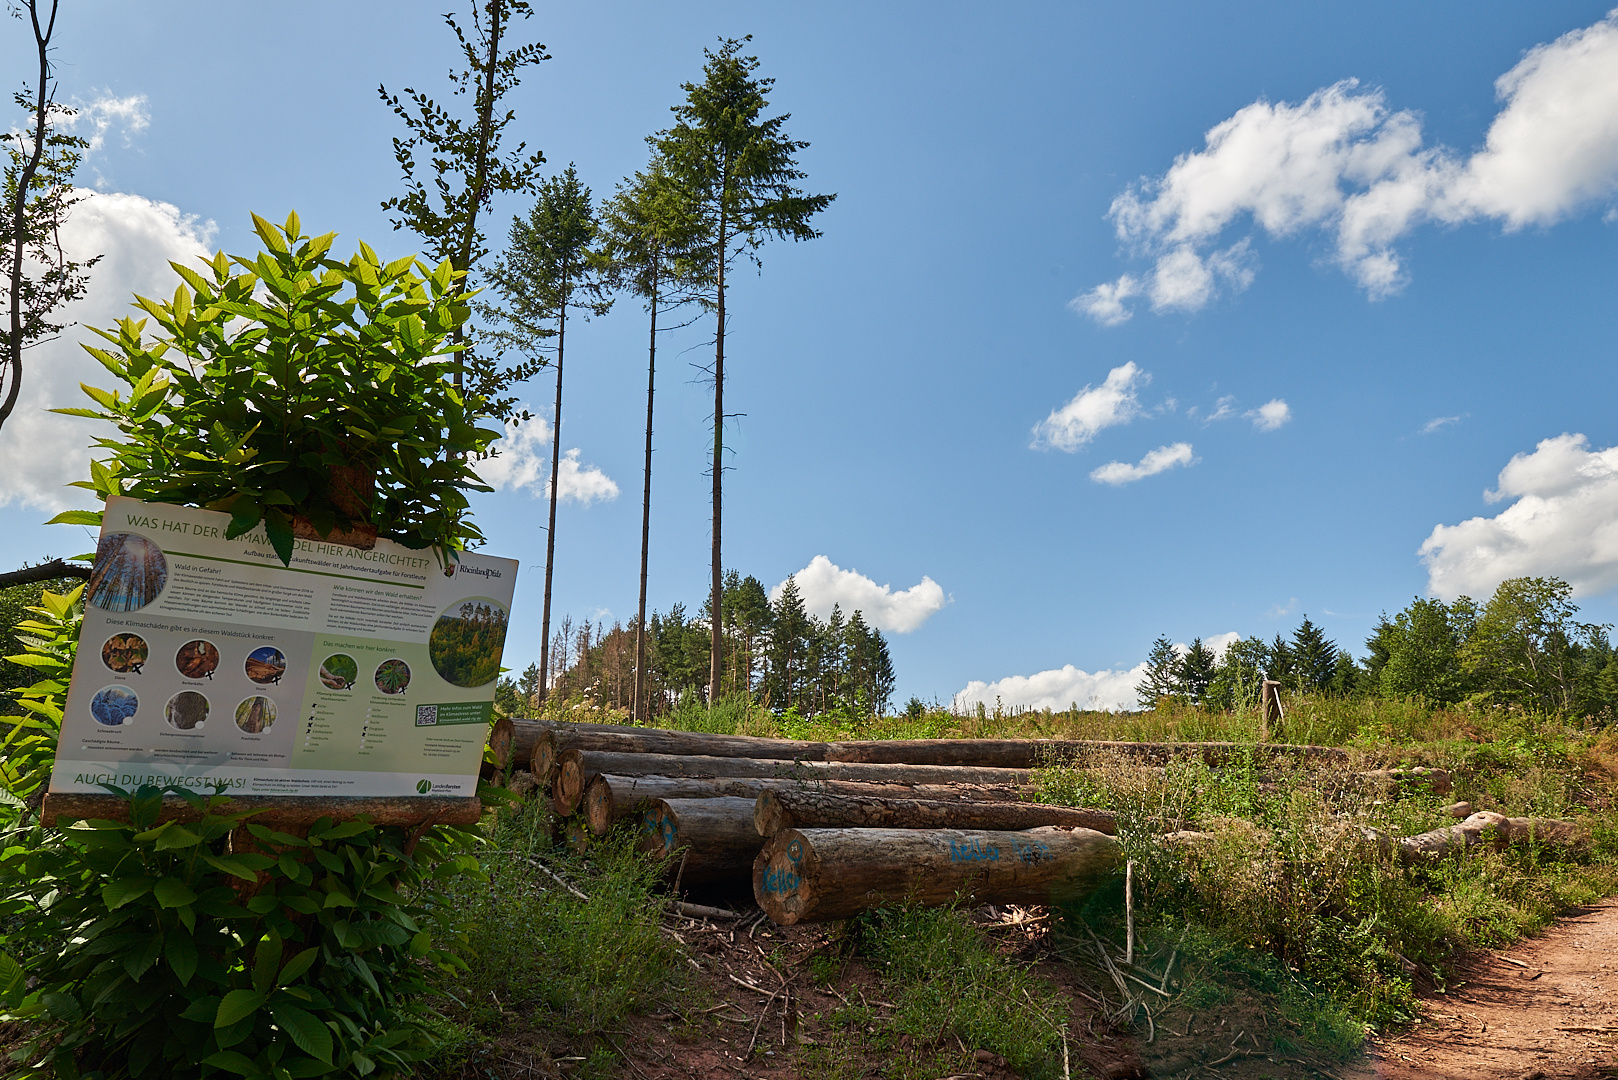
[523,856,590,901]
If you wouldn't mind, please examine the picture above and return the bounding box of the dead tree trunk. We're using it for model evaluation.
[753,789,1117,837]
[754,825,1122,925]
[637,797,762,887]
[584,774,1025,836]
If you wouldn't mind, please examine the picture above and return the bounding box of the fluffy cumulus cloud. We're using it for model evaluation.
[1246,399,1291,431]
[955,663,1150,713]
[1420,433,1618,600]
[1031,362,1145,450]
[1090,442,1196,486]
[1076,9,1618,322]
[954,628,1241,712]
[0,191,215,513]
[772,555,946,634]
[57,93,151,156]
[479,416,619,505]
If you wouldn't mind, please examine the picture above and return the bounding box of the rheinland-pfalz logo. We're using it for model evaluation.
[417,779,432,794]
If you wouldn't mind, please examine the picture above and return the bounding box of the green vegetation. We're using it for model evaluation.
[54,213,501,565]
[0,788,480,1079]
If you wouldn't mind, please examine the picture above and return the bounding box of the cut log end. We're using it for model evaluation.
[488,717,516,771]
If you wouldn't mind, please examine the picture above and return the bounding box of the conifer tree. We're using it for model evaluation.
[1179,637,1217,704]
[485,167,612,706]
[1289,617,1338,692]
[1138,635,1182,709]
[656,39,834,702]
[766,576,811,710]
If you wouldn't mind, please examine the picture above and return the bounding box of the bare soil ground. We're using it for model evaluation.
[1368,898,1618,1080]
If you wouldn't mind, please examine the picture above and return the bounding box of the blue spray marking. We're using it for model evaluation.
[949,837,1000,863]
[762,837,806,895]
[1010,836,1053,865]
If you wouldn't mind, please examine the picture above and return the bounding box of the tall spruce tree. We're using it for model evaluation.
[1289,617,1338,692]
[766,576,811,710]
[656,39,834,703]
[601,157,704,721]
[1179,638,1217,705]
[485,167,611,705]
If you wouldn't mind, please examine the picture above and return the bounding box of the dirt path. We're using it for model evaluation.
[1370,898,1618,1080]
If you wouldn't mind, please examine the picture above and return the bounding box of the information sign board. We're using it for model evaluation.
[49,497,518,799]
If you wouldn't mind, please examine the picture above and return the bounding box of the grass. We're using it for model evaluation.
[417,798,686,1077]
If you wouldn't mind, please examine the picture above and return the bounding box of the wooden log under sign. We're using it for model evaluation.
[636,797,764,886]
[584,773,1024,836]
[753,788,1117,837]
[551,750,1030,816]
[754,825,1122,925]
[40,793,483,827]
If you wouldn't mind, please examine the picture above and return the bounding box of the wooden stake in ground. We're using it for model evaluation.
[753,788,1117,837]
[754,825,1122,925]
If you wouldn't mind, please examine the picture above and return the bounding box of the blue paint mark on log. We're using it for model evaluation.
[949,837,1000,862]
[761,865,801,895]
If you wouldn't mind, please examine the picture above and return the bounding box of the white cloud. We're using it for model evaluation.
[1069,274,1141,326]
[954,627,1241,712]
[0,191,215,514]
[60,93,150,156]
[772,555,945,634]
[1203,395,1237,423]
[1078,10,1618,322]
[1031,362,1146,451]
[955,663,1149,713]
[1420,433,1618,600]
[1267,597,1299,618]
[479,415,619,505]
[1421,415,1462,435]
[1090,442,1196,485]
[1246,399,1291,431]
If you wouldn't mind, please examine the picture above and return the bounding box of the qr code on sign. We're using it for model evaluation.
[415,705,438,727]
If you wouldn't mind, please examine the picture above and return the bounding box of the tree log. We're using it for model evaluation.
[487,717,516,771]
[755,825,1122,925]
[40,792,483,827]
[552,750,1029,816]
[637,797,764,886]
[584,773,1023,836]
[504,719,1350,770]
[753,788,1117,837]
[1384,811,1586,863]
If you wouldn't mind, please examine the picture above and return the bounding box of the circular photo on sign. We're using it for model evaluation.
[244,646,286,685]
[175,639,220,680]
[86,533,168,612]
[428,596,509,688]
[90,685,138,726]
[100,633,148,674]
[235,695,276,733]
[164,690,209,730]
[319,653,358,691]
[374,658,411,696]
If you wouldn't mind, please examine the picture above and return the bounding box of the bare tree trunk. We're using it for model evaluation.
[632,258,659,723]
[2,0,59,432]
[708,208,728,702]
[536,296,567,706]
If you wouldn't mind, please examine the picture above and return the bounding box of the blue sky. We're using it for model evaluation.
[4,2,1618,709]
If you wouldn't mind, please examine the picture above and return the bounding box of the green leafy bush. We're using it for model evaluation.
[0,586,81,816]
[54,213,501,564]
[0,787,479,1079]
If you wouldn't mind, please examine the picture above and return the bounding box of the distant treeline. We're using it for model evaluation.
[498,571,896,718]
[1143,575,1618,718]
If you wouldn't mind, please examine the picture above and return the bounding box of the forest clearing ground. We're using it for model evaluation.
[1368,897,1618,1080]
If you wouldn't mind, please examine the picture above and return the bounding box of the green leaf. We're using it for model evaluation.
[253,933,281,994]
[215,988,267,1028]
[42,992,82,1022]
[155,824,204,850]
[179,995,219,1023]
[203,1050,261,1076]
[43,509,103,526]
[270,1001,332,1063]
[102,876,157,909]
[201,852,264,882]
[0,952,25,1005]
[262,508,295,567]
[154,878,198,908]
[277,946,319,985]
[165,932,199,985]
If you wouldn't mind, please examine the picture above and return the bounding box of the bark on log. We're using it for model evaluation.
[504,718,1349,770]
[553,750,1030,816]
[637,797,764,886]
[40,792,483,827]
[754,825,1122,925]
[1386,811,1586,863]
[585,774,1025,836]
[488,717,516,771]
[753,788,1117,837]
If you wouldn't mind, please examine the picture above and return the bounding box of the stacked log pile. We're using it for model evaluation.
[494,719,1432,924]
